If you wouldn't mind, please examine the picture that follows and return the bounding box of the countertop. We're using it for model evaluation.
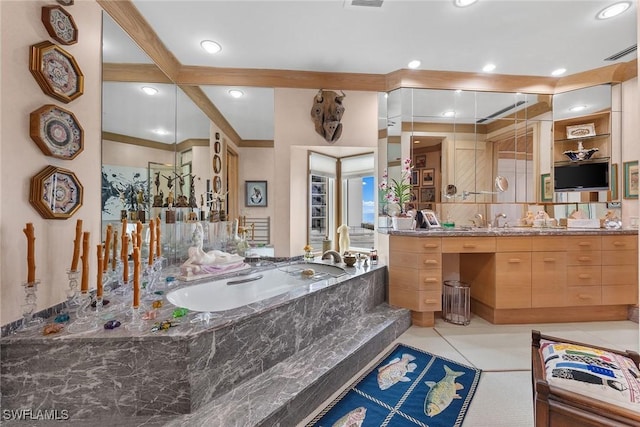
[379,226,639,237]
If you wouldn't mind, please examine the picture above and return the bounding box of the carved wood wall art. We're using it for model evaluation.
[29,41,84,103]
[310,89,346,143]
[41,5,78,45]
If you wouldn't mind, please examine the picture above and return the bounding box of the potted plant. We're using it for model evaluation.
[379,158,415,230]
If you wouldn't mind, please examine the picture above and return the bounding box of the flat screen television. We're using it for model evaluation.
[554,161,609,192]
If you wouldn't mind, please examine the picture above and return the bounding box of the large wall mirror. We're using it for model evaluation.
[386,83,620,227]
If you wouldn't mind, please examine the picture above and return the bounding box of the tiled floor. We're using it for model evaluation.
[301,316,639,426]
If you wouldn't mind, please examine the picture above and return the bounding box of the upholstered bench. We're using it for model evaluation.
[532,330,640,427]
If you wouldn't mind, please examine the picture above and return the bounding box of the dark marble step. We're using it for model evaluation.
[165,303,411,427]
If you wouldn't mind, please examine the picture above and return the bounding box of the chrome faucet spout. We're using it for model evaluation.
[321,250,342,264]
[474,213,485,228]
[493,213,507,228]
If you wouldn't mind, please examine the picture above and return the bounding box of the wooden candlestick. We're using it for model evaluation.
[112,230,118,271]
[155,216,161,258]
[23,223,36,283]
[103,224,112,273]
[133,247,140,308]
[136,221,143,249]
[81,232,90,293]
[71,219,82,271]
[122,234,129,284]
[96,244,103,299]
[148,219,155,266]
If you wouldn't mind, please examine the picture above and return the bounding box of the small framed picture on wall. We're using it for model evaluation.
[245,180,268,206]
[422,168,435,186]
[415,154,426,168]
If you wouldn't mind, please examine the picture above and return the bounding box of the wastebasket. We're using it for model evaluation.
[442,280,470,325]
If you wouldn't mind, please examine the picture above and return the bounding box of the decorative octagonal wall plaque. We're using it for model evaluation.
[29,41,84,104]
[30,165,83,219]
[56,0,74,5]
[41,6,78,45]
[29,104,84,160]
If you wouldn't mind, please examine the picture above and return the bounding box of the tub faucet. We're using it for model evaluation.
[321,250,342,264]
[493,213,507,228]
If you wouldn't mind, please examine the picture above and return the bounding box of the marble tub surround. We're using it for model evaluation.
[1,261,391,422]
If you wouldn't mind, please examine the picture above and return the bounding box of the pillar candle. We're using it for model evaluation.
[23,223,36,283]
[71,219,83,271]
[155,216,161,258]
[122,234,129,284]
[81,232,90,294]
[148,218,155,266]
[103,224,112,273]
[96,244,103,299]
[133,247,140,308]
[112,230,118,270]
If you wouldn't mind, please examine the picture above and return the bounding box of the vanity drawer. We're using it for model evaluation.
[566,266,601,286]
[389,267,442,291]
[495,252,531,309]
[566,251,601,266]
[602,235,637,251]
[566,236,601,252]
[602,285,638,305]
[441,237,496,253]
[532,252,567,308]
[389,251,441,270]
[601,250,637,266]
[566,286,602,306]
[390,236,441,253]
[601,264,637,286]
[389,288,441,312]
[496,236,532,252]
[531,236,568,252]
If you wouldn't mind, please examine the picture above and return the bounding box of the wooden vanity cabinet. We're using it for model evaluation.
[494,237,532,309]
[566,235,602,306]
[389,236,442,326]
[601,235,638,305]
[531,236,568,308]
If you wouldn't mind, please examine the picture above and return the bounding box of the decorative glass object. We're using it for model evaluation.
[17,281,44,331]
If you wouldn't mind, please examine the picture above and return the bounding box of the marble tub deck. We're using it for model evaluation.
[1,260,410,425]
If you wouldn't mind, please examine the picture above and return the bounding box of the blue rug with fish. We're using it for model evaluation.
[307,343,481,427]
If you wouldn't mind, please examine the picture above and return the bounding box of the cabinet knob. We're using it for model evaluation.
[424,278,437,283]
[613,241,626,247]
[423,259,438,265]
[543,258,555,263]
[578,274,592,279]
[508,258,521,263]
[424,299,437,304]
[424,244,438,249]
[578,294,592,300]
[578,257,592,262]
[578,242,592,247]
[462,244,476,249]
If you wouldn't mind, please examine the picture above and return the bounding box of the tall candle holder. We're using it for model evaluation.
[125,306,145,331]
[66,292,99,334]
[65,269,81,309]
[17,281,43,331]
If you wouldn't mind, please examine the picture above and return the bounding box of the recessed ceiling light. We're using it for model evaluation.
[569,105,588,112]
[454,89,462,94]
[153,129,170,136]
[454,0,478,7]
[482,63,496,72]
[141,86,158,96]
[551,68,567,76]
[408,60,421,69]
[228,89,244,98]
[442,110,456,117]
[597,1,631,19]
[200,40,222,54]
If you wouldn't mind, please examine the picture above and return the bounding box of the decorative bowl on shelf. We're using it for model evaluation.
[563,141,598,162]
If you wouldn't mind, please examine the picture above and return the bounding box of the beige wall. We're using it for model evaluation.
[621,77,639,226]
[273,88,379,256]
[1,0,103,325]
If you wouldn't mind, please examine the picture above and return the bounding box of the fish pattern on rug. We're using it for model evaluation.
[308,343,481,427]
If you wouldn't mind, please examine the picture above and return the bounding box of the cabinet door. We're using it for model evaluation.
[531,252,567,307]
[495,252,531,308]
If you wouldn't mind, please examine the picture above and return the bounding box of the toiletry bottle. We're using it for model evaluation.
[370,248,378,265]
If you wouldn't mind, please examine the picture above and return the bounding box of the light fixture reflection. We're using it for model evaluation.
[597,2,631,19]
[200,40,222,54]
[141,86,158,96]
[482,63,496,72]
[454,0,478,7]
[408,60,421,69]
[569,105,588,112]
[442,110,456,117]
[551,68,567,76]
